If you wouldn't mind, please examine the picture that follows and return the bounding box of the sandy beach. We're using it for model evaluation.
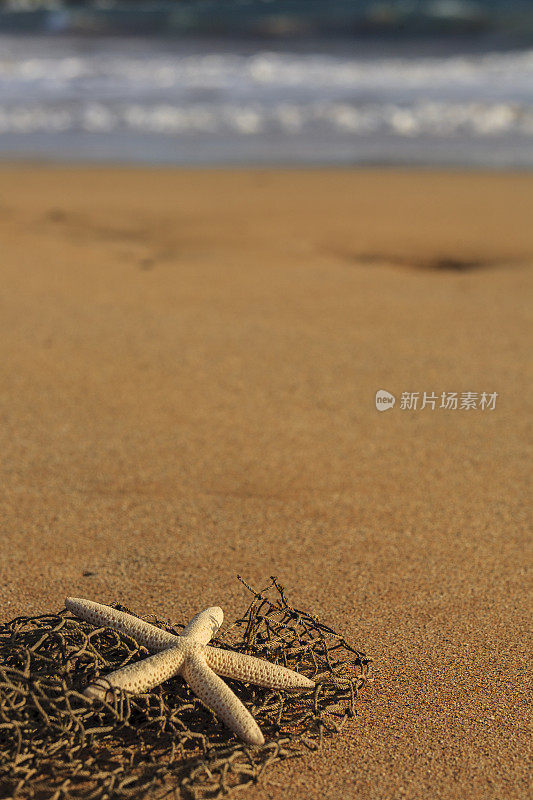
[0,166,531,799]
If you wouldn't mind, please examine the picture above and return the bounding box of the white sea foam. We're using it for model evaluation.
[0,36,532,164]
[0,100,531,138]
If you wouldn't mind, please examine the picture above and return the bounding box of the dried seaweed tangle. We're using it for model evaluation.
[0,576,372,799]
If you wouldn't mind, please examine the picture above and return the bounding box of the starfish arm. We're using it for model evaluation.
[182,653,265,746]
[84,644,187,700]
[180,607,224,644]
[65,597,179,652]
[203,647,315,692]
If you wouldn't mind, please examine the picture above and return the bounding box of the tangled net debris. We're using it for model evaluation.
[0,576,372,799]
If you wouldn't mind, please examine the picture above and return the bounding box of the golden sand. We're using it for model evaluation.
[0,167,531,799]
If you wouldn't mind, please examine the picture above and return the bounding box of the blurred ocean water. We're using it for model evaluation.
[0,35,532,166]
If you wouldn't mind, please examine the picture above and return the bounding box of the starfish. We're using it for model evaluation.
[65,597,315,746]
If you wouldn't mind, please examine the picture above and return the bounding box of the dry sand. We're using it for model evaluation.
[0,167,531,799]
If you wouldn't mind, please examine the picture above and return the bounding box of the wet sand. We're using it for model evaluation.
[0,166,531,799]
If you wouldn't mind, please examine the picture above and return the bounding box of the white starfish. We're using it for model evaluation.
[66,597,314,746]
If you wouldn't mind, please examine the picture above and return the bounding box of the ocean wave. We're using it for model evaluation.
[0,37,532,162]
[1,100,531,137]
[1,48,532,97]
